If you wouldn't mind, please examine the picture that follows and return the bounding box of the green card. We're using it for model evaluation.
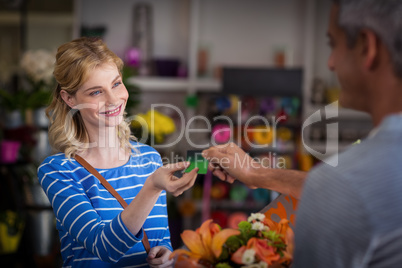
[185,150,209,174]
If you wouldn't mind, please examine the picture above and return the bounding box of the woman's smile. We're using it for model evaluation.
[101,104,123,116]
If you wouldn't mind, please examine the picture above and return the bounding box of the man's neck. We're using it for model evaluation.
[368,78,402,127]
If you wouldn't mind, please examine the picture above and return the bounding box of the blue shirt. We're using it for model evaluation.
[294,115,402,267]
[37,142,172,267]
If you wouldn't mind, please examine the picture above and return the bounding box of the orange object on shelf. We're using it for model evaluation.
[227,212,248,229]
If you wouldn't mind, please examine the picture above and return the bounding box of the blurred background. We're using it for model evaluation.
[0,0,373,267]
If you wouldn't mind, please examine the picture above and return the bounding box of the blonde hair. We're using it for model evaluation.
[46,37,137,158]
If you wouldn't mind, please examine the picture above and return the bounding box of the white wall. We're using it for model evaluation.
[313,0,335,85]
[80,0,189,61]
[80,0,309,71]
[198,0,305,70]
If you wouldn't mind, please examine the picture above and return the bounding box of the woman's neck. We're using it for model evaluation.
[79,126,130,168]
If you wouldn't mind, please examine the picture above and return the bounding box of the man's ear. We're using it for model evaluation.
[359,29,379,70]
[60,90,76,108]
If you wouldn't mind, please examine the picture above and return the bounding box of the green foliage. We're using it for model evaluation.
[215,262,233,268]
[0,89,25,111]
[237,221,251,231]
[224,235,243,253]
[238,221,257,242]
[0,88,52,112]
[263,230,287,255]
[25,89,52,109]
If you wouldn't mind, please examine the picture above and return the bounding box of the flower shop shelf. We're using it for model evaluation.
[0,11,74,26]
[126,77,221,93]
[306,142,353,155]
[305,105,371,120]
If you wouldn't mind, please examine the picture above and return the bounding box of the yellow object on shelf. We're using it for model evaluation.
[252,125,273,145]
[326,87,340,104]
[277,127,293,142]
[132,109,176,144]
[0,210,25,255]
[299,153,314,172]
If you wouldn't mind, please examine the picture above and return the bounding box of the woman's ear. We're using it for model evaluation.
[60,90,76,108]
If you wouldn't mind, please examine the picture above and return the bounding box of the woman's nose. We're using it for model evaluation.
[105,91,119,106]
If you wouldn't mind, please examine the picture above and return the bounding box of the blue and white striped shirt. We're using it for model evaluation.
[37,142,172,267]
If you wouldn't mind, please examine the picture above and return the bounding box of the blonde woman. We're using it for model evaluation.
[37,37,198,267]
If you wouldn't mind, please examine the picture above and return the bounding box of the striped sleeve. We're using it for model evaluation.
[37,159,143,263]
[149,150,173,251]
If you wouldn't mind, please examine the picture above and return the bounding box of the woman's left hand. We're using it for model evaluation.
[147,246,174,267]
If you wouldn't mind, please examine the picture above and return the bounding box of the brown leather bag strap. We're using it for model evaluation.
[74,155,151,254]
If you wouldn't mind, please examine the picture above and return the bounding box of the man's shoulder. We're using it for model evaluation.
[312,128,401,182]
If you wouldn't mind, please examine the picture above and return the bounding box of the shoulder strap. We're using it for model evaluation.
[74,154,151,254]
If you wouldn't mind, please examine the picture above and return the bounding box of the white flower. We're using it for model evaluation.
[20,49,55,86]
[248,213,265,222]
[242,248,256,265]
[251,221,265,231]
[258,261,268,268]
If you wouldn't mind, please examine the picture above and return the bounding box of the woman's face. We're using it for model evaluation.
[64,63,128,133]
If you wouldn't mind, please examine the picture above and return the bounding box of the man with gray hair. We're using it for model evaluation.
[203,0,402,266]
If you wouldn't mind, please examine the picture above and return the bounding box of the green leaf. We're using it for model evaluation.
[224,235,243,252]
[218,246,229,261]
[215,262,233,268]
[238,221,251,232]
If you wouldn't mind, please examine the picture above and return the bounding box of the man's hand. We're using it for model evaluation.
[202,142,259,189]
[202,142,307,199]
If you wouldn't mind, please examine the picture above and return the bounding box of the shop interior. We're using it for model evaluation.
[0,0,373,267]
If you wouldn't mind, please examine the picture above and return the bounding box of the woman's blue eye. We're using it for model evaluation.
[90,90,100,96]
[113,81,122,88]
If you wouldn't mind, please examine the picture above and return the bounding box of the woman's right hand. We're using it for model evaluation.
[146,162,198,197]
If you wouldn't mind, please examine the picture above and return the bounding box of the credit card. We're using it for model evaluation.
[184,150,209,174]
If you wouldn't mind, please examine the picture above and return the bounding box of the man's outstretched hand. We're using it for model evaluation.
[202,142,259,189]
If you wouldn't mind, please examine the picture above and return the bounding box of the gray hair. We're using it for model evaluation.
[333,0,402,77]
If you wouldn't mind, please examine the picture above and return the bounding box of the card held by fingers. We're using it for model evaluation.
[185,150,209,174]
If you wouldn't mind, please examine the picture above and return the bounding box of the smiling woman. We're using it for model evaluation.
[60,63,129,140]
[38,37,199,267]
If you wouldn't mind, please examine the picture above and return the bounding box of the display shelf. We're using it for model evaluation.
[247,143,296,155]
[305,141,353,155]
[0,11,74,26]
[126,77,221,93]
[305,104,371,120]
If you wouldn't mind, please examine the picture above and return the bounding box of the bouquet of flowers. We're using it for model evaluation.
[170,212,294,268]
[19,49,55,109]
